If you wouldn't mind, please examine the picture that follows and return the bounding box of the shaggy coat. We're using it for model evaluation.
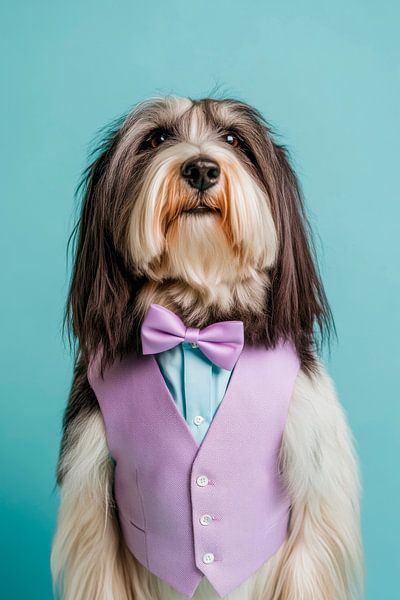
[51,97,363,599]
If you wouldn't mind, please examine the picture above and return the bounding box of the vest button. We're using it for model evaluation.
[196,475,209,487]
[199,514,213,526]
[202,552,215,564]
[193,415,204,426]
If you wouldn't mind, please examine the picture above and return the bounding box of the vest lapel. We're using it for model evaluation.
[148,344,249,451]
[149,352,200,451]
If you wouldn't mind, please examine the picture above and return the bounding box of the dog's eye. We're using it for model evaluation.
[147,130,169,149]
[224,133,240,148]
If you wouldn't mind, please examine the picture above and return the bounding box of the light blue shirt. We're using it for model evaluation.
[156,342,233,445]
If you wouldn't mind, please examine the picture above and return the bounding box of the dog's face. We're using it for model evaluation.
[69,96,331,368]
[120,98,277,300]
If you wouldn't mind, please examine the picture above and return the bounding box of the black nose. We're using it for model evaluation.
[181,156,220,191]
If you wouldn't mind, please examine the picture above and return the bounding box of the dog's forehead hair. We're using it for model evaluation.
[127,96,262,144]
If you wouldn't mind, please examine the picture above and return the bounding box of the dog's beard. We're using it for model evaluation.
[163,212,237,298]
[128,142,277,306]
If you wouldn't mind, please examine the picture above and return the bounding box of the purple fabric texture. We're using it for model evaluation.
[141,303,244,370]
[88,341,300,598]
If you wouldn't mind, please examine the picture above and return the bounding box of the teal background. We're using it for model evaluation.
[1,1,399,598]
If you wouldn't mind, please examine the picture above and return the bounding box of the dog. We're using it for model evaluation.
[51,97,364,599]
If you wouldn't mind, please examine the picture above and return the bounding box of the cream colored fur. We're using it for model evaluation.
[51,365,363,599]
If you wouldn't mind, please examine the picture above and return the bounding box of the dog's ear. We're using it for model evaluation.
[264,142,334,367]
[66,125,142,368]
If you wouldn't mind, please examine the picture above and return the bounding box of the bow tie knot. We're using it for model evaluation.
[184,326,200,347]
[141,304,244,370]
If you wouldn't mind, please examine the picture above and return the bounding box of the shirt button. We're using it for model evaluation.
[196,475,209,487]
[203,552,215,564]
[193,415,204,426]
[199,514,213,526]
[191,342,198,348]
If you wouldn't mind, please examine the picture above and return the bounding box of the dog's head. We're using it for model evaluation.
[68,97,332,369]
[125,98,277,298]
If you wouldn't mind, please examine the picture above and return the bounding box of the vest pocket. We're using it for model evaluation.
[116,468,149,567]
[114,467,147,531]
[128,518,146,533]
[118,510,149,568]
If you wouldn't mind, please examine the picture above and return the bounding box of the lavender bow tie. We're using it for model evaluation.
[141,304,244,370]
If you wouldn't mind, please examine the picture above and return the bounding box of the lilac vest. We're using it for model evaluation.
[88,341,300,599]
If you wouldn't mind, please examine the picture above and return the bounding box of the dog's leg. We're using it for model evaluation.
[51,362,159,600]
[256,366,364,600]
